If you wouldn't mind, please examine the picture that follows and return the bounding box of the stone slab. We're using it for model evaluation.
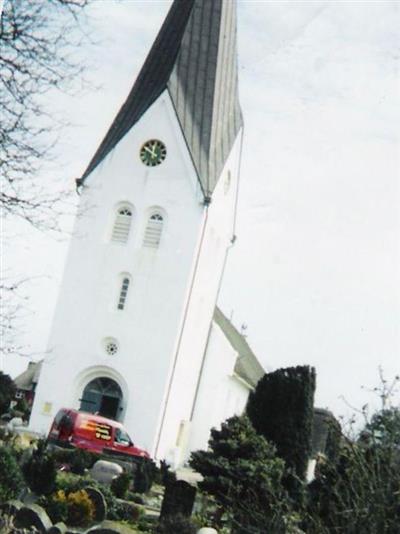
[15,503,52,533]
[90,460,123,485]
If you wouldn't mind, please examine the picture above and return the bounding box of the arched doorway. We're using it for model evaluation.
[79,377,123,420]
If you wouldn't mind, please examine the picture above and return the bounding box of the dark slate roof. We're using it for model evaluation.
[214,307,264,388]
[14,361,42,391]
[81,0,243,197]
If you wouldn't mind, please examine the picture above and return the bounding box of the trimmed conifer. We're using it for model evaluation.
[246,365,316,480]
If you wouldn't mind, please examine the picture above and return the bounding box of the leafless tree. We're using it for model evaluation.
[0,277,28,359]
[1,0,92,358]
[0,0,91,232]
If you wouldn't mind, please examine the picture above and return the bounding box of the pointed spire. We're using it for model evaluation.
[81,0,243,197]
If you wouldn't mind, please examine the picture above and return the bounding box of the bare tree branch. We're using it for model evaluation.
[0,0,92,231]
[1,0,93,357]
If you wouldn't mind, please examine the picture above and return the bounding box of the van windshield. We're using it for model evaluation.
[115,428,131,446]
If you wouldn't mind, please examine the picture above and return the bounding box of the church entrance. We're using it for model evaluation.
[79,377,123,420]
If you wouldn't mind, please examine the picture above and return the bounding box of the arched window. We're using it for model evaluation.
[117,277,130,310]
[111,206,132,244]
[79,377,123,420]
[143,212,164,248]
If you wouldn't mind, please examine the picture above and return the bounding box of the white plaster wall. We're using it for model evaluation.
[186,321,251,457]
[30,91,208,454]
[154,132,244,461]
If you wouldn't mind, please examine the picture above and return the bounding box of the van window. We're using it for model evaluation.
[115,428,131,445]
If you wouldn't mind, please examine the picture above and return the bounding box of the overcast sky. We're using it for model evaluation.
[3,1,399,423]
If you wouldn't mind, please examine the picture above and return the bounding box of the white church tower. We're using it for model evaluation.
[30,0,252,462]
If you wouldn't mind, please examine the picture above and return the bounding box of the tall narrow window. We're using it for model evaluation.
[111,207,132,244]
[117,277,130,310]
[143,213,164,248]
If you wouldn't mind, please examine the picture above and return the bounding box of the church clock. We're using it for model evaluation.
[140,139,167,167]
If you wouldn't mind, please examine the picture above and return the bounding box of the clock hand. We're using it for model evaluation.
[144,146,153,155]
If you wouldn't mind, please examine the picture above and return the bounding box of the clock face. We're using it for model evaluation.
[140,139,167,167]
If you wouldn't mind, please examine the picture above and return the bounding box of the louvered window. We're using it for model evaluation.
[143,213,164,248]
[111,207,132,243]
[117,277,130,310]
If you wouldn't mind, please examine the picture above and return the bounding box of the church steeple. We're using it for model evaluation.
[81,0,243,197]
[30,0,247,463]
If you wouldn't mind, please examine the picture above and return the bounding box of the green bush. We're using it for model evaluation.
[69,449,99,475]
[363,407,400,446]
[54,473,139,524]
[0,446,24,502]
[111,471,131,498]
[22,439,56,495]
[52,447,100,474]
[305,408,400,534]
[54,471,83,494]
[0,373,15,415]
[149,461,168,486]
[126,491,145,504]
[13,398,30,420]
[190,415,291,533]
[109,500,142,524]
[247,365,316,480]
[54,489,95,527]
[134,458,156,493]
[38,493,68,524]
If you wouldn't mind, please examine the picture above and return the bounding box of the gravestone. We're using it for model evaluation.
[0,499,23,516]
[14,503,52,533]
[83,486,107,522]
[160,479,196,520]
[90,460,123,484]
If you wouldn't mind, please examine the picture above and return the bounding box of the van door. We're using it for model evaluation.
[113,427,134,454]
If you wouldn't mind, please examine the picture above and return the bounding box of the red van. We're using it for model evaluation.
[47,408,150,460]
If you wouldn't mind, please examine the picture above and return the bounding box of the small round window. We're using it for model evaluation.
[103,338,119,356]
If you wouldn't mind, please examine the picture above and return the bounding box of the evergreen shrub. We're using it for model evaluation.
[0,446,24,502]
[0,372,16,415]
[22,439,56,495]
[111,470,131,498]
[190,415,291,533]
[247,365,316,480]
[54,489,95,526]
[12,397,30,420]
[54,473,140,524]
[39,492,68,524]
[69,448,99,474]
[134,458,156,493]
[109,500,142,524]
[52,447,99,474]
[126,491,145,504]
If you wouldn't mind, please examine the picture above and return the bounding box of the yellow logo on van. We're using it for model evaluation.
[79,419,112,441]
